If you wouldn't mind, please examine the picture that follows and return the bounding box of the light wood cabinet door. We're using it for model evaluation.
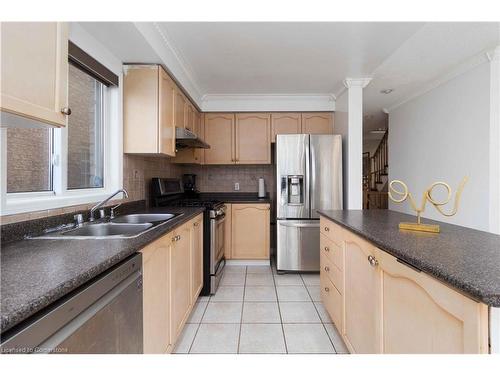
[204,113,235,164]
[378,251,489,354]
[235,113,271,164]
[301,112,334,134]
[184,102,195,133]
[170,223,192,342]
[231,203,270,259]
[271,113,301,142]
[1,22,69,127]
[159,68,176,156]
[124,66,160,154]
[343,230,382,354]
[224,203,232,259]
[191,215,204,303]
[174,90,186,129]
[141,236,171,353]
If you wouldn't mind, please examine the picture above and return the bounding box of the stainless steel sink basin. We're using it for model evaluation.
[61,223,153,238]
[111,213,178,224]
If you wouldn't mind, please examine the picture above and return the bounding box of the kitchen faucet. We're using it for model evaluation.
[89,189,129,221]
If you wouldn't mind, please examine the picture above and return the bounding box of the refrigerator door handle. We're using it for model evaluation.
[304,135,311,217]
[279,221,319,228]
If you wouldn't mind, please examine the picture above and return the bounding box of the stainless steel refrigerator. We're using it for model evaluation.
[276,134,343,272]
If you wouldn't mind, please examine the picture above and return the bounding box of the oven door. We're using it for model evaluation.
[210,213,226,275]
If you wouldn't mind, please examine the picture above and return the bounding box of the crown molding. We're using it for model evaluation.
[133,22,204,107]
[201,94,336,112]
[343,77,372,89]
[386,46,498,113]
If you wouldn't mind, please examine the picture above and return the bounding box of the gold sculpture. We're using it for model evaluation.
[388,177,468,233]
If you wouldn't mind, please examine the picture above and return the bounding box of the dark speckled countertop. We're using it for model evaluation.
[318,209,500,307]
[0,206,204,334]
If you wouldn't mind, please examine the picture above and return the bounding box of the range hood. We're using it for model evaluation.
[175,127,210,149]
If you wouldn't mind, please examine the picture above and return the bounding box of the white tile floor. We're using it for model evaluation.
[173,264,349,354]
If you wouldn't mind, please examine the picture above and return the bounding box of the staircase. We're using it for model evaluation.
[363,131,389,209]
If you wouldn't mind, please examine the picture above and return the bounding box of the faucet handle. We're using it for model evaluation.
[99,208,106,219]
[74,214,84,227]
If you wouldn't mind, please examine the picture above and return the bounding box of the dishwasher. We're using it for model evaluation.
[1,254,143,354]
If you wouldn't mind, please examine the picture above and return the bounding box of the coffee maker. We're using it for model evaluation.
[182,174,198,195]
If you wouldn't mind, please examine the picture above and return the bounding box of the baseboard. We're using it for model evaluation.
[225,259,271,266]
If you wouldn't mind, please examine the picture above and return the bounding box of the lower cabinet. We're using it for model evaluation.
[231,203,270,259]
[191,214,204,301]
[140,235,171,354]
[319,215,489,354]
[224,203,232,259]
[140,213,203,354]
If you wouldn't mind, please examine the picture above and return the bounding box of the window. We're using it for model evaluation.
[2,40,121,216]
[6,128,54,193]
[67,62,105,190]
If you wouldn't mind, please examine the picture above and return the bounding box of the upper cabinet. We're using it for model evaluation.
[204,113,235,164]
[235,113,271,164]
[204,113,271,165]
[1,22,69,128]
[123,65,176,156]
[174,90,186,130]
[302,112,334,134]
[271,113,301,142]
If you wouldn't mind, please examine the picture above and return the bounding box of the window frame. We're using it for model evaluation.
[0,41,123,216]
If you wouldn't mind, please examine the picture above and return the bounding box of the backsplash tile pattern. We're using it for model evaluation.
[182,164,275,195]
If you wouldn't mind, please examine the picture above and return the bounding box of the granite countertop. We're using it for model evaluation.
[317,209,500,307]
[0,206,205,334]
[199,192,271,204]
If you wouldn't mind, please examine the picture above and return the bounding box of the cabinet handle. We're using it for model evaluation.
[61,107,72,116]
[194,222,199,227]
[324,287,330,292]
[324,266,330,272]
[172,236,176,242]
[324,246,330,252]
[324,226,330,232]
[367,255,379,267]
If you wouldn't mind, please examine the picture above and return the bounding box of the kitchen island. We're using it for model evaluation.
[318,209,500,354]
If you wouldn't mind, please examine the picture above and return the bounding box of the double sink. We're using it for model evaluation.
[35,213,181,239]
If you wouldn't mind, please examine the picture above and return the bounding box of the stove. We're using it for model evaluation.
[151,178,226,295]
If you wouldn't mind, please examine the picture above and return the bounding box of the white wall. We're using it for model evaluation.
[389,62,491,231]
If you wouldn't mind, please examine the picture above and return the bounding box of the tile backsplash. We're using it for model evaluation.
[181,164,275,195]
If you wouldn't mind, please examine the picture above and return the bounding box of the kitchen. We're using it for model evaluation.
[1,3,500,373]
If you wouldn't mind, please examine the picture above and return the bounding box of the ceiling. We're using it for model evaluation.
[78,21,499,143]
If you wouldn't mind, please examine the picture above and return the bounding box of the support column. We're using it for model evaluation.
[343,78,371,210]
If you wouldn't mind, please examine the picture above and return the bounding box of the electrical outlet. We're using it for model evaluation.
[234,182,240,191]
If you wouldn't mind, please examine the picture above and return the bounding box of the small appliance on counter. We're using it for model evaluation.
[258,177,266,199]
[182,174,198,195]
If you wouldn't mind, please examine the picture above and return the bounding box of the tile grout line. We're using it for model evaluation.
[236,266,247,354]
[187,295,211,354]
[272,260,289,354]
[302,274,338,354]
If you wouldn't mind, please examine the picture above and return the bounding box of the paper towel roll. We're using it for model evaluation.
[258,177,266,198]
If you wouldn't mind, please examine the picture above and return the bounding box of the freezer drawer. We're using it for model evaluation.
[277,220,320,272]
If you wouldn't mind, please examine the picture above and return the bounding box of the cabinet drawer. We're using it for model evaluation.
[320,272,342,328]
[320,217,343,246]
[320,233,343,271]
[321,252,343,295]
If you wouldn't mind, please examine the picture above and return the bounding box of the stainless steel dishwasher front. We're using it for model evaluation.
[1,254,143,354]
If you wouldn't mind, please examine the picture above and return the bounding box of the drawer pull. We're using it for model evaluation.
[324,287,330,292]
[324,226,330,232]
[324,266,330,272]
[367,255,379,267]
[324,246,330,252]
